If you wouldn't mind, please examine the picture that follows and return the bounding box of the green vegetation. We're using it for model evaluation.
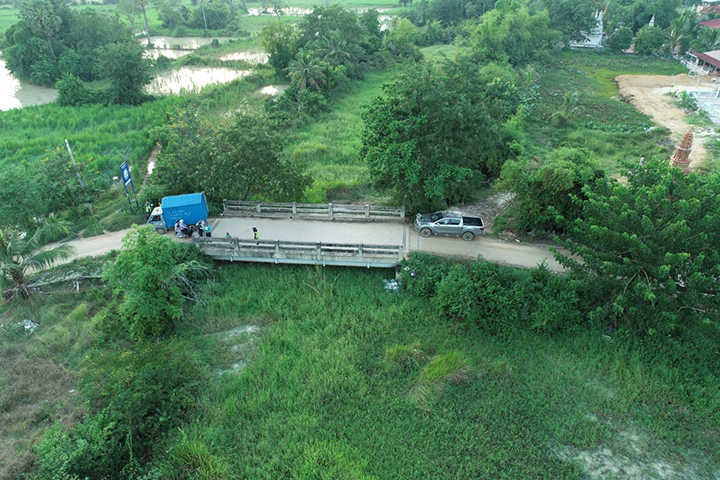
[360,59,519,210]
[0,97,186,230]
[285,70,392,202]
[522,51,685,175]
[499,147,604,233]
[0,219,75,299]
[103,225,211,338]
[558,158,720,338]
[2,258,718,477]
[3,0,720,477]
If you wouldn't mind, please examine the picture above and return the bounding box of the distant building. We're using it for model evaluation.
[698,0,720,15]
[699,18,720,29]
[569,11,604,49]
[686,50,720,75]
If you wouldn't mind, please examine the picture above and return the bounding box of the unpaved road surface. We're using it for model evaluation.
[57,217,566,271]
[616,74,715,170]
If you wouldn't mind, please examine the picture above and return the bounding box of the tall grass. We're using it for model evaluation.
[182,263,720,478]
[2,259,719,477]
[284,70,394,202]
[0,97,186,185]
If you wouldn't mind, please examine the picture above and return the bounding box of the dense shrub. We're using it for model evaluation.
[606,26,633,53]
[36,340,208,478]
[402,253,585,333]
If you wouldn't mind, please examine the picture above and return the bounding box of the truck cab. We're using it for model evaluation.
[147,207,168,234]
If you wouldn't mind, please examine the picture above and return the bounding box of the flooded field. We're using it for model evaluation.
[259,84,289,96]
[148,36,239,49]
[220,50,268,63]
[146,66,253,95]
[0,59,57,111]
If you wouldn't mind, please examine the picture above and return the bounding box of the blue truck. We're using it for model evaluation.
[147,192,209,235]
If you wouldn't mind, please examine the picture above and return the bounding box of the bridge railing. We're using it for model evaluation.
[223,200,405,222]
[195,237,404,267]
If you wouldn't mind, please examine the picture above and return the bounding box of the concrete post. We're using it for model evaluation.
[292,202,297,214]
[256,201,261,213]
[329,203,334,217]
[365,204,370,217]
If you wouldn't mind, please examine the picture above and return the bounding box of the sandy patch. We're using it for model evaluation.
[615,74,716,171]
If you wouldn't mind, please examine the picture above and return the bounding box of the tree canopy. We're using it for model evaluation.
[103,225,211,339]
[4,3,130,87]
[557,159,720,338]
[360,59,519,211]
[151,110,311,202]
[467,0,560,66]
[499,148,605,233]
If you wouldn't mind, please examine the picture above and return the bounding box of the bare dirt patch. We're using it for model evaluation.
[555,426,720,479]
[450,192,514,235]
[616,74,715,171]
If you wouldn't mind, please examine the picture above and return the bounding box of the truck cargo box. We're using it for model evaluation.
[158,192,209,227]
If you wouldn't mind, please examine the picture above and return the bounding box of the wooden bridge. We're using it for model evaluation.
[195,237,405,268]
[223,200,405,222]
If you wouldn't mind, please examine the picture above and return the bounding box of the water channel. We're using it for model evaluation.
[0,58,58,111]
[1,39,273,109]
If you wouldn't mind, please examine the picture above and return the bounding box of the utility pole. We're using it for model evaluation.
[65,139,93,216]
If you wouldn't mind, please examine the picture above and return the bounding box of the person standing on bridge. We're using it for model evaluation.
[252,227,259,245]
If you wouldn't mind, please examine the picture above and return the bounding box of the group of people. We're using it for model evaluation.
[174,218,212,238]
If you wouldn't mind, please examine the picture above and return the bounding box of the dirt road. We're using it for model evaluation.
[616,74,715,170]
[57,217,566,271]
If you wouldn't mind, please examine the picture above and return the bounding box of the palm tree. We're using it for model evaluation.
[0,220,75,299]
[285,50,326,91]
[692,27,720,53]
[321,32,357,68]
[668,9,698,54]
[22,0,62,58]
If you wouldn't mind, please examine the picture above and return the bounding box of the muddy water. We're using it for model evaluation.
[0,59,58,111]
[146,67,253,95]
[220,50,268,63]
[144,49,194,60]
[149,36,238,49]
[259,84,288,96]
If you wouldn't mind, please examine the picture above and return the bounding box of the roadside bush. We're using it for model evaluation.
[36,340,208,478]
[56,74,93,106]
[400,252,453,298]
[403,253,585,334]
[103,226,212,339]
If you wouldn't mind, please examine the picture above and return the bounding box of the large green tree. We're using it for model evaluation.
[468,0,560,66]
[103,225,211,339]
[499,148,604,233]
[260,21,299,76]
[634,25,666,54]
[542,0,597,44]
[202,111,312,201]
[151,110,312,201]
[360,59,519,211]
[5,2,129,87]
[94,41,152,105]
[557,159,720,337]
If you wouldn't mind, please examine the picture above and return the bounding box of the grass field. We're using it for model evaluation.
[2,260,718,478]
[283,70,394,202]
[523,51,687,174]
